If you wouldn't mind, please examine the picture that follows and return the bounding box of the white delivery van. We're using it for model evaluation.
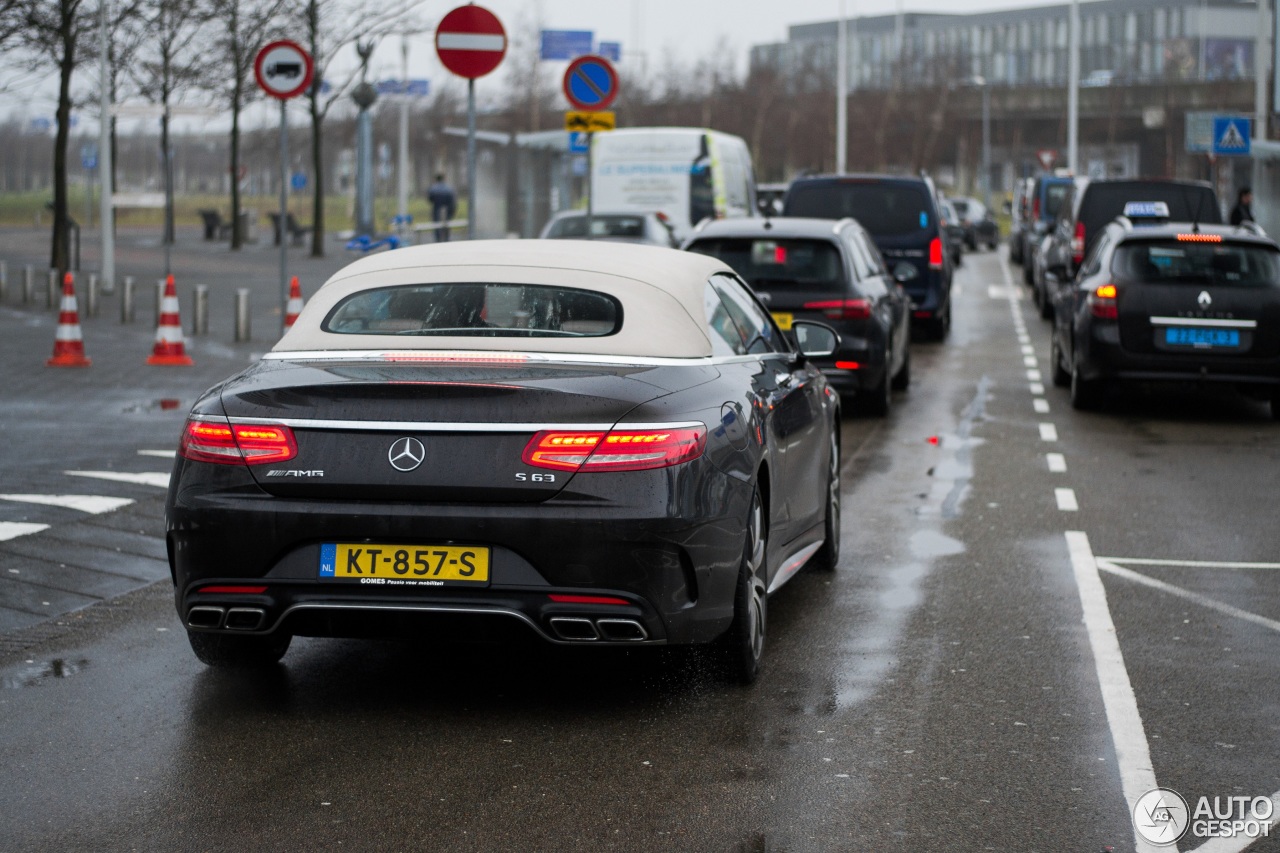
[590,128,758,242]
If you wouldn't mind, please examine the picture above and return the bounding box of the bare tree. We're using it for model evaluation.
[297,0,427,257]
[207,0,285,248]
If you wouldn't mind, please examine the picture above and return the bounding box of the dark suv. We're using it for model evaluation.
[1034,178,1221,318]
[1049,215,1280,416]
[782,175,954,340]
[685,216,912,415]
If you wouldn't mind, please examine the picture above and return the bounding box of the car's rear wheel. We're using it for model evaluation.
[1271,388,1280,421]
[891,343,911,391]
[858,358,892,417]
[1050,335,1071,387]
[1070,354,1102,411]
[811,432,841,573]
[1036,280,1054,320]
[188,630,291,668]
[718,490,767,685]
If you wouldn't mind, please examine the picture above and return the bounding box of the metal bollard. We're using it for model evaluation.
[0,260,6,301]
[86,274,99,317]
[47,270,59,309]
[23,264,33,304]
[155,279,166,328]
[193,285,208,335]
[234,288,251,342]
[121,276,135,323]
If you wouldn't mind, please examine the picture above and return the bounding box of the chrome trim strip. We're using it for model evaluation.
[222,417,705,433]
[262,349,722,367]
[766,541,824,595]
[1148,316,1257,329]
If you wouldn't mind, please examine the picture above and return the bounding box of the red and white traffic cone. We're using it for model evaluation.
[47,272,91,367]
[147,273,194,366]
[283,276,304,329]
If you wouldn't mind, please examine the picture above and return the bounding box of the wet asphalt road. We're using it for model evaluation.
[1,245,1279,852]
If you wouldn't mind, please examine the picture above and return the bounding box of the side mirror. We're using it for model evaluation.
[892,262,920,283]
[791,321,839,358]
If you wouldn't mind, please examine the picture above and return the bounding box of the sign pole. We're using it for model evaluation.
[585,131,593,237]
[467,78,476,240]
[98,0,114,294]
[278,99,288,334]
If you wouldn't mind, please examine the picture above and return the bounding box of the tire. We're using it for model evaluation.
[1036,279,1054,320]
[1070,355,1102,411]
[922,298,951,341]
[188,630,291,668]
[1050,334,1070,388]
[857,352,892,416]
[1271,388,1280,421]
[811,432,841,573]
[718,490,767,685]
[891,342,911,391]
[1023,260,1035,285]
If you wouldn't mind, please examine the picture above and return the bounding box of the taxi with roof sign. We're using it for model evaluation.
[164,240,843,683]
[1048,213,1280,416]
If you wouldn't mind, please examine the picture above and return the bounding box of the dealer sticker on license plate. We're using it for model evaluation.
[1165,327,1239,348]
[319,543,490,585]
[771,312,794,331]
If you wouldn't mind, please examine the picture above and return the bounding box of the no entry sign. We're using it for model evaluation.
[254,40,313,100]
[436,5,507,80]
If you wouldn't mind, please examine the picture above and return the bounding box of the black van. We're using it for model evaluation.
[1036,178,1221,316]
[782,175,954,340]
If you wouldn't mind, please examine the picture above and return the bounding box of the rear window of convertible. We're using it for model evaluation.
[323,283,623,337]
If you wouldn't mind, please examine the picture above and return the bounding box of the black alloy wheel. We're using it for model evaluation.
[188,630,292,668]
[719,490,767,685]
[1050,335,1071,388]
[811,432,841,573]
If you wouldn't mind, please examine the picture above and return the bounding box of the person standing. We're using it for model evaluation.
[1230,186,1254,226]
[427,174,457,242]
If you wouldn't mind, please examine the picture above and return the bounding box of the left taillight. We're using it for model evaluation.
[1088,283,1118,320]
[180,418,298,465]
[522,426,706,473]
[929,237,944,270]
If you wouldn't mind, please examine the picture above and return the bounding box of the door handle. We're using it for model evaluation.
[774,372,793,388]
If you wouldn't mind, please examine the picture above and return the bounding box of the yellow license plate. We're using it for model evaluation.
[771,312,793,330]
[320,543,490,585]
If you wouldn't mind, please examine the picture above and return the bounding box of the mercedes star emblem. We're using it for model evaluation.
[388,436,425,472]
[1198,290,1212,309]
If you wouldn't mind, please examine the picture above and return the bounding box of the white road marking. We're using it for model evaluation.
[1033,398,1050,413]
[1065,531,1164,853]
[0,522,49,541]
[1189,790,1280,853]
[1039,423,1058,441]
[137,449,176,459]
[1100,557,1280,570]
[1055,488,1079,511]
[1023,356,1038,367]
[1027,369,1042,381]
[1047,453,1067,472]
[0,494,134,514]
[1021,345,1035,355]
[1097,560,1280,635]
[989,285,1022,299]
[64,471,170,489]
[1030,382,1045,395]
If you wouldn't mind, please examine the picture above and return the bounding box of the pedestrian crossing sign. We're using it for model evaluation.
[1211,117,1251,155]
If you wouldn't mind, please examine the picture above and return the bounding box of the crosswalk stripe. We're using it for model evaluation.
[64,471,171,489]
[0,494,135,514]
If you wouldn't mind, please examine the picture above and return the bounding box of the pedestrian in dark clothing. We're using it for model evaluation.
[1230,186,1254,226]
[427,174,457,242]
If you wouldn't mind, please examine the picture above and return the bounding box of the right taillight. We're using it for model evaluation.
[929,236,944,270]
[1088,283,1118,319]
[180,417,298,465]
[522,426,706,473]
[1071,221,1086,265]
[1033,196,1041,221]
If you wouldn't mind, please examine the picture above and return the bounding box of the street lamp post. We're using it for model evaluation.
[981,80,991,210]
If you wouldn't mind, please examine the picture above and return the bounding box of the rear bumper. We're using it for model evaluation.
[168,463,751,648]
[1077,323,1280,386]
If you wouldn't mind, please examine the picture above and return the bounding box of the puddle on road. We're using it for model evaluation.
[832,377,990,711]
[2,658,89,688]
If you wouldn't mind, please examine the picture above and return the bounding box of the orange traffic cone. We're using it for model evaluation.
[47,272,91,367]
[283,276,304,329]
[147,274,193,365]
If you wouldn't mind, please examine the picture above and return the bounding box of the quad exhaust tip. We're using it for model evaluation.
[548,617,649,642]
[187,606,225,629]
[187,606,267,631]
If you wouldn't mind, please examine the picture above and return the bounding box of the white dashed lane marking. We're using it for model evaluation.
[1047,453,1067,473]
[1055,488,1079,511]
[1030,382,1045,395]
[0,522,50,542]
[1033,398,1050,414]
[137,449,177,459]
[1027,369,1042,382]
[0,494,134,514]
[1039,423,1059,441]
[64,471,171,489]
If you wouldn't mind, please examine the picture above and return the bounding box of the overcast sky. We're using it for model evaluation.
[4,0,1066,128]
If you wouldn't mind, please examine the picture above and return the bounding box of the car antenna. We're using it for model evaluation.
[1186,186,1204,233]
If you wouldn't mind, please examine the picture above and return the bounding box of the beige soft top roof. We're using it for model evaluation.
[274,240,734,359]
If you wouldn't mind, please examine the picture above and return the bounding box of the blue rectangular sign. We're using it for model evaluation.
[375,79,430,97]
[541,29,593,61]
[568,131,590,153]
[598,41,622,62]
[1212,116,1251,155]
